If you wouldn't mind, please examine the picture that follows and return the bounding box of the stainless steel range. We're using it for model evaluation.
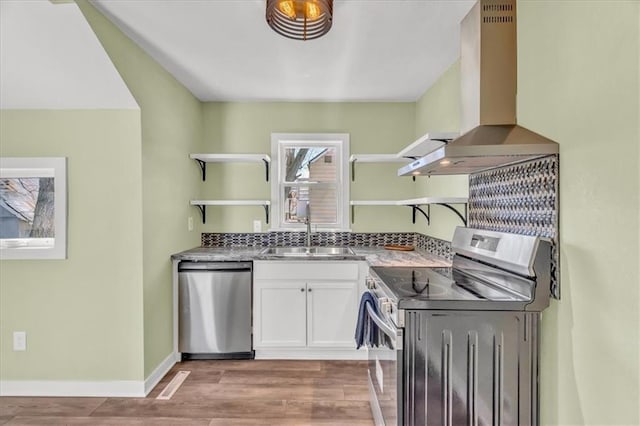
[365,227,551,425]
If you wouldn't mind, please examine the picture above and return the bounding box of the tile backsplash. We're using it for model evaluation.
[468,155,560,298]
[201,231,452,260]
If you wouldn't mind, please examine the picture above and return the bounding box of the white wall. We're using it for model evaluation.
[0,0,137,109]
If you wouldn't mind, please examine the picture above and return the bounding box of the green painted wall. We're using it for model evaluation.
[4,8,637,421]
[518,1,639,424]
[0,110,144,381]
[78,1,204,378]
[201,102,418,233]
[413,2,640,424]
[414,61,469,240]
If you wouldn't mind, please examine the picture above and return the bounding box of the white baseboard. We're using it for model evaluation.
[0,380,145,397]
[0,352,178,398]
[144,352,177,396]
[255,348,367,360]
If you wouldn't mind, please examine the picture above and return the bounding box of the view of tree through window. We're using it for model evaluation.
[282,146,338,225]
[1,157,66,259]
[0,177,55,239]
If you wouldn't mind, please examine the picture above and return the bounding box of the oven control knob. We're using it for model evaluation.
[366,278,376,290]
[381,301,392,314]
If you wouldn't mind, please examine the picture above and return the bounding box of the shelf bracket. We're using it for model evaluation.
[351,159,356,182]
[195,160,207,181]
[262,158,270,182]
[402,156,418,182]
[195,204,206,224]
[409,204,430,225]
[263,204,270,224]
[435,203,468,226]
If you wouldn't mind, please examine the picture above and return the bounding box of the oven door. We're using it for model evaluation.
[366,303,403,426]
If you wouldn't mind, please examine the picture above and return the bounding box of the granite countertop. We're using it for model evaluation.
[172,246,264,262]
[350,247,451,267]
[172,246,451,268]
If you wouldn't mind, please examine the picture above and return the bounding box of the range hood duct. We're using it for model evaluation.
[399,0,558,177]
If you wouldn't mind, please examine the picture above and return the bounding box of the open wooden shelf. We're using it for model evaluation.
[349,197,467,225]
[190,153,271,181]
[190,200,271,224]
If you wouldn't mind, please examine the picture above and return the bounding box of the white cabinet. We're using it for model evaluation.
[254,281,307,347]
[253,260,366,359]
[307,281,358,348]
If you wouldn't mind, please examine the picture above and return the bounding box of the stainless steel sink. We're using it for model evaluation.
[260,246,354,257]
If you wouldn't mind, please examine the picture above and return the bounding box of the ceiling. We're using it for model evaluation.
[0,0,137,109]
[90,0,475,102]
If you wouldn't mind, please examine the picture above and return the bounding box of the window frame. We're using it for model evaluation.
[270,133,350,231]
[0,157,67,260]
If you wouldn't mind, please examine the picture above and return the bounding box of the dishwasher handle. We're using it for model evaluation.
[178,261,252,272]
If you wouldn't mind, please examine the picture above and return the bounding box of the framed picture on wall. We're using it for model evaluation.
[0,157,67,260]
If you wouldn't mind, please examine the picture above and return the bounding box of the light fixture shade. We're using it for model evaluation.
[266,0,333,41]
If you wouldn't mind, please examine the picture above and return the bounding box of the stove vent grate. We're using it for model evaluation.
[482,1,515,24]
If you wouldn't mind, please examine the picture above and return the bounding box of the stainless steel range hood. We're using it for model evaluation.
[399,0,558,177]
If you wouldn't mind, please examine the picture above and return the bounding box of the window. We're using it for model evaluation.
[0,157,67,259]
[271,133,349,231]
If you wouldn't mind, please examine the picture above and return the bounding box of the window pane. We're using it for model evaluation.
[0,177,55,239]
[284,147,336,183]
[309,186,337,224]
[283,186,306,224]
[282,184,337,225]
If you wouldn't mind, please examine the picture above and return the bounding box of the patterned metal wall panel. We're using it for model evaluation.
[468,156,560,298]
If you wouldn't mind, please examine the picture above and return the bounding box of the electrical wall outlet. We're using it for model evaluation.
[253,220,262,233]
[13,331,26,351]
[188,216,194,231]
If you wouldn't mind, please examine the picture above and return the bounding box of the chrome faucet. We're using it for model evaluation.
[305,202,312,247]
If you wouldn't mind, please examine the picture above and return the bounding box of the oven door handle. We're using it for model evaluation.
[366,303,401,347]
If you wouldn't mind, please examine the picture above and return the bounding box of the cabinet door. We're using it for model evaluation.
[254,281,307,348]
[307,281,358,348]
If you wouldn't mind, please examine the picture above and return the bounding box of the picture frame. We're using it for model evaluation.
[0,157,67,260]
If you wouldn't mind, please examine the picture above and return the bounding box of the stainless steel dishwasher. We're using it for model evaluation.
[178,261,254,359]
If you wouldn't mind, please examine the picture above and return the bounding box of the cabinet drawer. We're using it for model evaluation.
[254,261,359,281]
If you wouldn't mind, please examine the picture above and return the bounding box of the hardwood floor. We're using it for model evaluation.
[0,360,374,425]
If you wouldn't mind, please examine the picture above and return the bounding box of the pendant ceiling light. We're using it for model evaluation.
[266,0,333,41]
